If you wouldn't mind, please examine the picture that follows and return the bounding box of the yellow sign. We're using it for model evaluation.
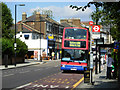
[48,35,54,40]
[89,27,91,31]
[70,41,81,47]
[114,49,118,52]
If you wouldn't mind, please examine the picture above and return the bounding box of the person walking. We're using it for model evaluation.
[101,56,104,68]
[107,54,114,79]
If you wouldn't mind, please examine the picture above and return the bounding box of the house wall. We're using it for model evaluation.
[16,32,48,60]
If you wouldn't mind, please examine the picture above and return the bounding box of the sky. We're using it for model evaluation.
[2,0,96,23]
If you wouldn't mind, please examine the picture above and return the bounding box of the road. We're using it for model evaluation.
[2,60,60,89]
[2,60,84,89]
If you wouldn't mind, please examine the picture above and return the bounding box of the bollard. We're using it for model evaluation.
[4,55,8,68]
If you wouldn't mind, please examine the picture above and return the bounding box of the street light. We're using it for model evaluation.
[40,17,42,62]
[14,4,25,66]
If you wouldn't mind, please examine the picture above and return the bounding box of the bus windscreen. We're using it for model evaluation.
[62,49,87,61]
[65,28,87,39]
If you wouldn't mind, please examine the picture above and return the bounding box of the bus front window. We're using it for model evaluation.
[62,49,87,61]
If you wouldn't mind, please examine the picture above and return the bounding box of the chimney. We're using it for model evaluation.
[36,12,40,21]
[22,12,27,21]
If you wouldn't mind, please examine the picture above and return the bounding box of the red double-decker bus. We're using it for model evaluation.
[61,27,89,72]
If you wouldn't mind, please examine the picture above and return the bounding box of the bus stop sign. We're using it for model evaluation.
[92,25,100,32]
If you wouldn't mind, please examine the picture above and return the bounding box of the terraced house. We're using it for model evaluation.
[16,12,64,60]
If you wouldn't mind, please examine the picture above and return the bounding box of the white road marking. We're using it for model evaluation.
[34,69,41,71]
[50,85,59,88]
[19,71,30,73]
[15,83,31,89]
[3,74,14,77]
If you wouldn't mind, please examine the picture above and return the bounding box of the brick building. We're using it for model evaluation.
[17,12,64,60]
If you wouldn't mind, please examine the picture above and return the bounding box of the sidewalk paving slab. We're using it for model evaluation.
[76,65,120,89]
[0,59,60,70]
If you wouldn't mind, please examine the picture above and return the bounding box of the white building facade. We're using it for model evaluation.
[16,32,47,60]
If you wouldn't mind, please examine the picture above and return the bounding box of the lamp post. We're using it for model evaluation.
[40,18,42,62]
[14,4,25,66]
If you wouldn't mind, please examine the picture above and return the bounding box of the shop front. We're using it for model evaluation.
[47,34,56,60]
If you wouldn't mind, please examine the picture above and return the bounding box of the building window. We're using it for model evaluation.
[47,23,49,31]
[36,35,39,39]
[32,34,35,39]
[24,35,29,39]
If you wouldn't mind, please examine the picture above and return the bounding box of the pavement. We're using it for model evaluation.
[1,60,120,89]
[0,59,50,70]
[77,64,120,89]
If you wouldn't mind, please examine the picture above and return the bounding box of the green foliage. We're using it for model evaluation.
[1,2,13,38]
[2,38,28,57]
[70,2,120,40]
[111,26,120,41]
[1,2,28,58]
[15,38,28,57]
[2,38,14,56]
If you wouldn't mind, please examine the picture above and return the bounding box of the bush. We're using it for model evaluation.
[15,38,28,57]
[2,38,14,56]
[2,38,28,58]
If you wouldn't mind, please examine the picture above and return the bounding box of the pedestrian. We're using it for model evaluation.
[107,54,114,79]
[101,56,104,68]
[52,52,55,60]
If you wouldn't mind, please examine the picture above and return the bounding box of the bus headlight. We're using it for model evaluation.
[61,65,65,67]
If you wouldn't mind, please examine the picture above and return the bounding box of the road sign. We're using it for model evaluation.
[92,25,100,32]
[89,21,94,26]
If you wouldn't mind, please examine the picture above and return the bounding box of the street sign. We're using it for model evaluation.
[92,25,100,32]
[89,21,94,26]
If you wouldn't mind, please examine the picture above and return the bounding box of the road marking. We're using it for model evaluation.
[72,77,84,89]
[19,71,30,73]
[3,74,14,77]
[34,69,41,71]
[15,83,31,89]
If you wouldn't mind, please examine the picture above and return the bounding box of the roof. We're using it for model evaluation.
[25,14,61,26]
[15,13,64,33]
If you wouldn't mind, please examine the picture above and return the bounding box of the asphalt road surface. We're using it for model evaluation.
[2,60,84,89]
[2,60,61,89]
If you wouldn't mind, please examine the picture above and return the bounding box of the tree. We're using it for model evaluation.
[1,2,28,64]
[1,2,13,38]
[2,38,14,57]
[70,2,120,40]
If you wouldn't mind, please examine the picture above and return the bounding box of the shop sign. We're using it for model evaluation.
[48,34,54,40]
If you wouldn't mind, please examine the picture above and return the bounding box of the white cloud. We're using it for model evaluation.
[30,5,93,21]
